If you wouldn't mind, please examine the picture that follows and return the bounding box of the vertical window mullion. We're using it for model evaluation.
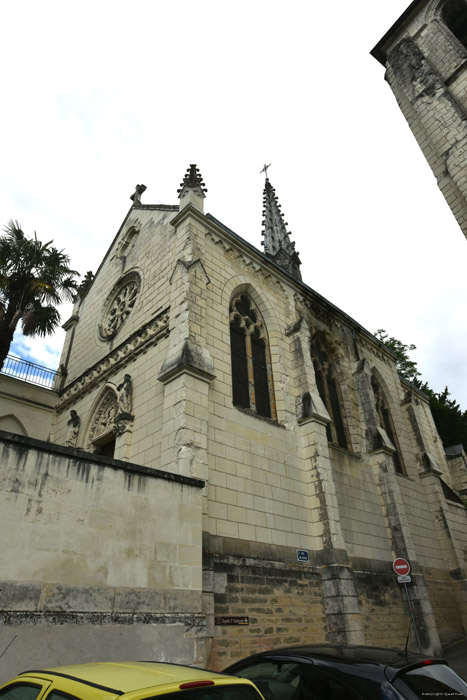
[245,332,256,411]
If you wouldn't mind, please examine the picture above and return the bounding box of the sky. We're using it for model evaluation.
[1,0,466,408]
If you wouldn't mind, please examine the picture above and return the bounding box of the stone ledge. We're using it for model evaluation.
[0,581,203,616]
[0,611,205,627]
[0,430,205,489]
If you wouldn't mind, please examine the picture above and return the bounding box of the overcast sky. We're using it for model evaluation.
[1,1,466,408]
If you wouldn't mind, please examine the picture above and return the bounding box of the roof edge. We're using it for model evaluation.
[370,0,427,65]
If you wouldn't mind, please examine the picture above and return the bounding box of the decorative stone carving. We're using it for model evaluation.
[75,271,94,300]
[86,376,135,451]
[117,374,132,415]
[130,184,146,205]
[57,308,169,411]
[65,410,80,447]
[87,389,120,449]
[98,272,141,340]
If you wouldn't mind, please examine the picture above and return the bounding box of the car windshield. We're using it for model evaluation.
[393,663,467,699]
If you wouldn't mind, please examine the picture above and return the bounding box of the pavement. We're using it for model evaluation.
[443,638,467,681]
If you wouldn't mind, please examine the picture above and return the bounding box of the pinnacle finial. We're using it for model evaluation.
[261,175,301,280]
[177,164,207,195]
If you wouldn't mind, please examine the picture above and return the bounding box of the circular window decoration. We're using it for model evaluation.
[98,271,141,340]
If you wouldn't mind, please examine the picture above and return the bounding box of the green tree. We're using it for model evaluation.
[374,329,421,383]
[375,329,467,452]
[0,221,79,369]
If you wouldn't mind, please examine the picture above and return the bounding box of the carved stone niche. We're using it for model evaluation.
[86,378,134,457]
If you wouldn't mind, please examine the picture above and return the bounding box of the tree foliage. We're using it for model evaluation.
[0,220,79,369]
[375,329,467,452]
[374,329,421,383]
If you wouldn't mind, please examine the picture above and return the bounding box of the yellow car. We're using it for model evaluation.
[0,661,265,700]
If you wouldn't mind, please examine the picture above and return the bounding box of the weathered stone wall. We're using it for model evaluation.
[0,375,56,440]
[57,207,177,387]
[354,567,410,650]
[0,431,205,680]
[204,546,326,671]
[424,566,466,645]
[446,447,467,499]
[375,1,467,239]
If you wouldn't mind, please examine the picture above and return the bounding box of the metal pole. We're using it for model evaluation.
[404,583,422,653]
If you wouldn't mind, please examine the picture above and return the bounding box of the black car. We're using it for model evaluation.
[224,644,467,700]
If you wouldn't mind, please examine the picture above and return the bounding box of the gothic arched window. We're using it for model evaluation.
[229,294,275,419]
[371,375,406,475]
[310,337,348,449]
[442,0,467,50]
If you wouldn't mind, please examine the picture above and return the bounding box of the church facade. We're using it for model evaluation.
[372,0,467,241]
[0,163,466,679]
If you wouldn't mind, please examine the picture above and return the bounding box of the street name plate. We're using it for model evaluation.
[297,549,309,562]
[215,616,249,626]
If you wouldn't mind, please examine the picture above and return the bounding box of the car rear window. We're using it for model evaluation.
[151,684,262,700]
[393,663,467,699]
[0,684,44,700]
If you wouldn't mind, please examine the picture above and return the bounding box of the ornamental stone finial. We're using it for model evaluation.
[130,184,147,205]
[177,164,207,213]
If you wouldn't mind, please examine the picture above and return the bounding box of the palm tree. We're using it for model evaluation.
[0,220,79,369]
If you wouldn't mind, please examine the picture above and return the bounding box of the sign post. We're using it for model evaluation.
[393,558,422,653]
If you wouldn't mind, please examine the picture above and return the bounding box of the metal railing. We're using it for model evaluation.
[0,354,60,389]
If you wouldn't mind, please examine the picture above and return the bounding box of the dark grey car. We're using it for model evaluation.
[224,644,467,700]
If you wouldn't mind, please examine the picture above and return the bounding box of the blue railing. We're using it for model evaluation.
[0,354,60,389]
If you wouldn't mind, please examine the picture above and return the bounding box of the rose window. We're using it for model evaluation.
[99,273,140,340]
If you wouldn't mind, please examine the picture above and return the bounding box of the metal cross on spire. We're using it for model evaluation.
[260,163,272,179]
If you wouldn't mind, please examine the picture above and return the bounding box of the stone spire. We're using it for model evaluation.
[261,177,301,280]
[177,164,207,213]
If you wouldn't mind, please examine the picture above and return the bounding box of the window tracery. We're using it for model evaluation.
[229,294,275,420]
[371,374,406,475]
[98,272,140,340]
[310,336,348,449]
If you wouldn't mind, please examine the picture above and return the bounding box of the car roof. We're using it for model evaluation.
[227,644,444,675]
[22,662,233,694]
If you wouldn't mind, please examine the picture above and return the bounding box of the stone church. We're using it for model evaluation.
[0,0,467,681]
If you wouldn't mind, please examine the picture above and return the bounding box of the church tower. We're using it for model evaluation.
[372,0,467,240]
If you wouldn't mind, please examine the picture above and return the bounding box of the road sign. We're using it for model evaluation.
[397,574,412,584]
[393,558,410,576]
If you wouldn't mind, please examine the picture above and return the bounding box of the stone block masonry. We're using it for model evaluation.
[204,551,326,670]
[0,431,205,682]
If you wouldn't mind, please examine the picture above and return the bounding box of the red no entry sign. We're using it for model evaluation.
[393,558,410,576]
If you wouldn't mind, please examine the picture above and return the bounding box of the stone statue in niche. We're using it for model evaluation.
[65,410,80,447]
[117,374,133,415]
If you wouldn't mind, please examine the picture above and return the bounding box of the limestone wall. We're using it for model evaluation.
[205,550,326,671]
[0,375,56,440]
[0,431,205,679]
[58,207,177,388]
[376,0,467,239]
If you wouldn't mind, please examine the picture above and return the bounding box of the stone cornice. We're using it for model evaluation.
[56,308,170,411]
[62,314,79,331]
